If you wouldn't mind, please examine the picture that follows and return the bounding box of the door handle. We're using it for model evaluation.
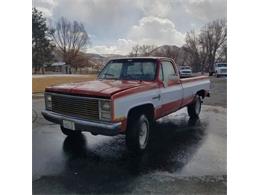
[152,94,161,100]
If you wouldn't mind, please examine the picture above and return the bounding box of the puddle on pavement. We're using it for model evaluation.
[33,105,226,184]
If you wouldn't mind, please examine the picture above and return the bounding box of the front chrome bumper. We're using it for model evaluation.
[41,110,122,136]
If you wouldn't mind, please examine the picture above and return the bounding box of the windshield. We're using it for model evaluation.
[98,59,157,81]
[217,63,227,67]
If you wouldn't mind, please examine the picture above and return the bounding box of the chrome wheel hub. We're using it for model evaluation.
[139,122,148,149]
[195,98,201,114]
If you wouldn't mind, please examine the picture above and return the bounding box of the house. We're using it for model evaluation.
[44,62,72,74]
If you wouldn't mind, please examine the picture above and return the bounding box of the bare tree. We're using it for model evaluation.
[129,44,156,56]
[200,19,227,72]
[139,45,156,56]
[165,46,180,61]
[184,19,226,73]
[152,45,181,62]
[50,17,90,71]
[184,31,205,72]
[216,42,227,62]
[129,45,140,57]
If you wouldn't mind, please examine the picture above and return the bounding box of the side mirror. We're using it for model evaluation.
[163,80,168,88]
[163,74,178,87]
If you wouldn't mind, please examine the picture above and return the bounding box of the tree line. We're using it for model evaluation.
[129,19,226,73]
[33,7,226,74]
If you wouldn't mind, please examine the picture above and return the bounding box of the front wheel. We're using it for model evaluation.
[126,114,150,153]
[187,95,201,118]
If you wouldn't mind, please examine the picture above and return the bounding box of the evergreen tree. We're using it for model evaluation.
[32,8,54,74]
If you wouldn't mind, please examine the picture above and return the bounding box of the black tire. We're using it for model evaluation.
[126,114,150,153]
[61,126,81,136]
[187,95,201,118]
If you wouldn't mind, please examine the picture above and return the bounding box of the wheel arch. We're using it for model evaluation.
[126,103,155,128]
[196,89,207,99]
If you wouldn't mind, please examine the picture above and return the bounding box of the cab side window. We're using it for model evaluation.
[161,61,176,81]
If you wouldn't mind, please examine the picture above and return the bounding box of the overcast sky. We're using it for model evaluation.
[33,0,226,55]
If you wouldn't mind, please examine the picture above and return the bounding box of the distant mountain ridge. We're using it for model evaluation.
[85,45,188,64]
[52,45,189,67]
[149,45,189,66]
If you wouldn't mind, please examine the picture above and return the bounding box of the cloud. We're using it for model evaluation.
[88,45,118,54]
[33,0,226,54]
[128,16,185,47]
[48,0,143,43]
[88,17,185,55]
[134,0,226,30]
[183,0,227,22]
[33,0,58,17]
[88,39,136,55]
[135,0,174,18]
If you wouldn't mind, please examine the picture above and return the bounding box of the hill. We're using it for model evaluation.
[51,45,191,70]
[149,45,190,66]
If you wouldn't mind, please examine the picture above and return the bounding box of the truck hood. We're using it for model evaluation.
[46,79,150,98]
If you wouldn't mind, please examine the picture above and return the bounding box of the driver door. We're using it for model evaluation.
[158,60,183,117]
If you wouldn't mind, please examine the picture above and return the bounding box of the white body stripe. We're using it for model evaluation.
[114,88,161,118]
[114,79,210,119]
[182,79,210,99]
[160,84,183,105]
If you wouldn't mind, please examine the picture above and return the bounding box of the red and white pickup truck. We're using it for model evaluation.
[42,57,210,152]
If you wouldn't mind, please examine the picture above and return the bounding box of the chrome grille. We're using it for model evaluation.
[51,94,99,121]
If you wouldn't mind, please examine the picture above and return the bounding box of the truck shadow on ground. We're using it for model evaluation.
[33,117,208,194]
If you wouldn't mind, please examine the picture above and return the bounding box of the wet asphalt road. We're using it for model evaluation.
[32,97,226,194]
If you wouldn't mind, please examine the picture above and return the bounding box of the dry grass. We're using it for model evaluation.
[32,74,96,93]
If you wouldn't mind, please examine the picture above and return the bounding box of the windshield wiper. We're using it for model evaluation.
[98,73,116,80]
[104,73,115,76]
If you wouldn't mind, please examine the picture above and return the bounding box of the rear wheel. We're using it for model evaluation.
[126,114,150,153]
[187,95,201,118]
[61,126,81,136]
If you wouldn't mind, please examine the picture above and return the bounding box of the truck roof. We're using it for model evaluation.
[107,56,174,61]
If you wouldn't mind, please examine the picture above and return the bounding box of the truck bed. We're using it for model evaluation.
[180,76,210,103]
[180,75,209,83]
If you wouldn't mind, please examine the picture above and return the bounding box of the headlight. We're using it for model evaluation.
[45,94,52,110]
[100,100,111,111]
[99,100,111,121]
